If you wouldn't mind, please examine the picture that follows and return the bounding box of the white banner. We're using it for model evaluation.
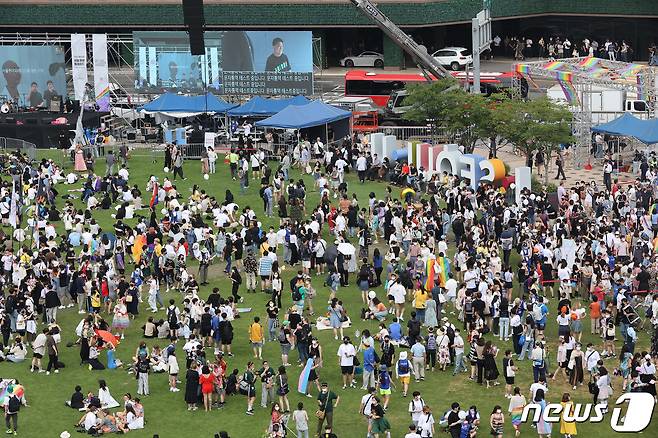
[92,34,110,112]
[71,34,88,101]
[204,132,215,150]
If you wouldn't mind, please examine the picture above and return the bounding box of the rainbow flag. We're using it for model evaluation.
[149,182,159,208]
[544,61,566,71]
[578,57,599,69]
[638,75,647,100]
[95,85,110,100]
[515,64,530,74]
[425,258,436,291]
[436,256,451,288]
[425,256,451,289]
[619,63,644,79]
[558,78,579,105]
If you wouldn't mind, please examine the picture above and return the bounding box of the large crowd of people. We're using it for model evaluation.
[0,128,657,438]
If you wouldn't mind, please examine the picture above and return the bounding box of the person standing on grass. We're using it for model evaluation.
[30,327,48,373]
[292,402,309,438]
[45,328,60,375]
[199,365,214,412]
[172,147,185,180]
[316,382,339,436]
[168,349,180,392]
[275,366,290,413]
[395,351,411,397]
[244,361,257,415]
[258,360,276,408]
[249,317,264,360]
[4,391,20,436]
[136,355,150,396]
[337,336,356,389]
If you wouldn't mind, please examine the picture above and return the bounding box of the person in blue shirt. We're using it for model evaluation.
[535,297,549,337]
[388,318,402,343]
[362,341,376,390]
[377,364,392,410]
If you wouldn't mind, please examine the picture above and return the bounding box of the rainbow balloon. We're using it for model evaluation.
[0,384,24,403]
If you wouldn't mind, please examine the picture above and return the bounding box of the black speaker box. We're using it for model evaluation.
[183,0,205,55]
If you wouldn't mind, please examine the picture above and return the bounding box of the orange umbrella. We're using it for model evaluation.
[94,329,119,348]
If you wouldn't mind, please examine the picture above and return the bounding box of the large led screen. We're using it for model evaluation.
[133,31,313,96]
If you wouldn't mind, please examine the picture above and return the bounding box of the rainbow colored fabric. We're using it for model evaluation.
[619,63,644,78]
[544,61,567,71]
[149,182,159,208]
[578,56,599,69]
[425,256,451,289]
[515,64,530,74]
[557,78,579,105]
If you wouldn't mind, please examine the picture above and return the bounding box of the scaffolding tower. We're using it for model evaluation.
[513,56,657,169]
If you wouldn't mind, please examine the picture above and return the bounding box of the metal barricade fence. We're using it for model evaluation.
[369,125,451,143]
[1,137,37,160]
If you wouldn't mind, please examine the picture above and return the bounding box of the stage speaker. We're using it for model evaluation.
[182,0,205,55]
[49,95,61,112]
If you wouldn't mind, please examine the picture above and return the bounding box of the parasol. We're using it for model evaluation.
[337,242,356,256]
[94,329,120,348]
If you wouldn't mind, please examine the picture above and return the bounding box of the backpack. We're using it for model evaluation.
[277,328,287,343]
[167,307,178,326]
[464,300,473,314]
[238,372,250,394]
[8,395,20,413]
[292,288,302,302]
[398,359,410,374]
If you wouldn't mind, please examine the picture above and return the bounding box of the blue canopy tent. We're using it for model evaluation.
[592,113,658,144]
[140,92,237,117]
[255,100,352,142]
[227,95,310,117]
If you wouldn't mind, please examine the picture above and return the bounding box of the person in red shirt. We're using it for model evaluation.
[589,296,602,335]
[199,365,215,411]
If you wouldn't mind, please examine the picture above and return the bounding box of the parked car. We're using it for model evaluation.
[339,51,384,68]
[431,47,473,71]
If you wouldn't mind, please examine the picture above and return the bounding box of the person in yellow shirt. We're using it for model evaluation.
[90,289,102,314]
[413,288,429,324]
[248,316,264,359]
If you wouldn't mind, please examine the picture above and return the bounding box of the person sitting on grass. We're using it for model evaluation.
[65,385,85,409]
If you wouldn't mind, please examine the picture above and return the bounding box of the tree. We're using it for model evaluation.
[494,97,574,184]
[403,80,504,155]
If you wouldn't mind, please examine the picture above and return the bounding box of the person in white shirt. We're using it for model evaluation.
[81,407,99,432]
[408,391,426,427]
[359,387,376,433]
[529,380,548,402]
[416,405,435,438]
[118,166,129,181]
[356,154,368,183]
[334,158,348,183]
[404,424,422,438]
[389,277,406,319]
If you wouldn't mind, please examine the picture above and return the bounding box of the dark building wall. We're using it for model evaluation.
[2,1,657,28]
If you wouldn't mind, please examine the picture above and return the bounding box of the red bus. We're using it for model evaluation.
[344,69,527,106]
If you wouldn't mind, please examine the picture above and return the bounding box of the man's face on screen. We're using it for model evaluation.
[273,41,284,57]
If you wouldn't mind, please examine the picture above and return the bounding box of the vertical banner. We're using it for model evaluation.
[92,34,110,112]
[148,47,157,87]
[138,46,148,87]
[70,34,88,101]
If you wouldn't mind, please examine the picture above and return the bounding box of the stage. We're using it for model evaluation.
[0,110,108,148]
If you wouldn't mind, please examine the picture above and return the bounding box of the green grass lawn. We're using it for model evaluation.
[1,149,655,438]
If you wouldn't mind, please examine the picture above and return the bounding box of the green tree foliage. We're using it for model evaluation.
[403,81,573,182]
[494,96,574,184]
